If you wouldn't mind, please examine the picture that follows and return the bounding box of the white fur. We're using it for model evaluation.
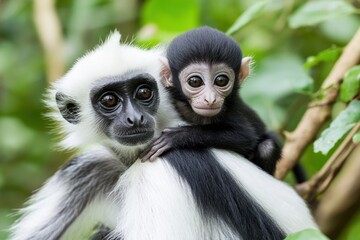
[46,31,180,153]
[110,159,239,240]
[9,177,65,240]
[213,150,317,234]
[107,152,317,240]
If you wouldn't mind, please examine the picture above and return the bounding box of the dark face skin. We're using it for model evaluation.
[90,73,160,146]
[56,72,160,147]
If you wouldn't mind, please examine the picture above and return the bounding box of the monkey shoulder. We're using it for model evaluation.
[59,149,124,188]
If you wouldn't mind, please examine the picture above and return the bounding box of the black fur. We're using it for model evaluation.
[163,148,286,239]
[163,26,281,174]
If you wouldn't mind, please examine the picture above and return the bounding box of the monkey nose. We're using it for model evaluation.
[127,115,144,126]
[204,98,216,106]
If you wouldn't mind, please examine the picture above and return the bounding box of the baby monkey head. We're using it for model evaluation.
[163,26,251,118]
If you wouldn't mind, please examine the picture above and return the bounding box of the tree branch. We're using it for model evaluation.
[275,28,360,180]
[295,123,360,203]
[314,145,360,239]
[33,0,65,82]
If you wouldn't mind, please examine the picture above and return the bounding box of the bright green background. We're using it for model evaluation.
[0,0,359,239]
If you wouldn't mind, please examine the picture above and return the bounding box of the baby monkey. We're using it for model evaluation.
[141,26,281,175]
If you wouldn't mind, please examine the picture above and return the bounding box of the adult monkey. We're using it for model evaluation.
[10,31,181,240]
[10,31,316,240]
[142,26,281,176]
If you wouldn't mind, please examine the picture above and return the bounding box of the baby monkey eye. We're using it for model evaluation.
[188,76,204,88]
[135,86,153,101]
[214,75,229,87]
[99,93,119,110]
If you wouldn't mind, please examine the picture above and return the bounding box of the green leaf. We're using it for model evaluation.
[141,0,199,32]
[314,101,360,155]
[304,47,342,69]
[289,0,357,28]
[138,0,200,45]
[340,65,360,102]
[226,0,269,35]
[353,132,360,143]
[285,229,329,240]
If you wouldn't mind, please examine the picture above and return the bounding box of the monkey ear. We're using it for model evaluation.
[239,56,252,84]
[159,57,173,87]
[55,92,80,124]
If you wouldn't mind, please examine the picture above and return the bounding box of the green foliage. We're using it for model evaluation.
[304,47,342,69]
[285,229,330,240]
[314,101,360,154]
[226,0,269,35]
[289,0,358,28]
[340,65,360,102]
[138,0,199,45]
[1,0,360,239]
[241,53,314,129]
[353,132,360,143]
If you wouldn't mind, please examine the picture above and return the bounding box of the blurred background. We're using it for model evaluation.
[0,0,359,239]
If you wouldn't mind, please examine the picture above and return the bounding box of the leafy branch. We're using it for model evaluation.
[275,28,360,180]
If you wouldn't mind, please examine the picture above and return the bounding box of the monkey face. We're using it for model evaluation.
[90,73,160,146]
[178,62,235,117]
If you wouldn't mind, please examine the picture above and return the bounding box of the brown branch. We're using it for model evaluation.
[314,145,360,239]
[275,28,360,180]
[33,0,65,82]
[295,123,360,203]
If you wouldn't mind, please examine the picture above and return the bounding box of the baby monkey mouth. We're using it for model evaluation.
[192,106,222,117]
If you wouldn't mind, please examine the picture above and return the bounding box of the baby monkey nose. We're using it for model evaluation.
[204,97,217,106]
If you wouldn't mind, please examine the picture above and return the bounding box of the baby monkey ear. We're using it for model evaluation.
[160,57,173,87]
[239,56,252,85]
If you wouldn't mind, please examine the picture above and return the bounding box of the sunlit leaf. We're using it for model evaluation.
[141,0,199,32]
[289,0,357,28]
[304,47,342,69]
[314,101,360,155]
[353,132,360,143]
[226,0,269,35]
[285,229,329,240]
[138,0,200,45]
[340,65,360,103]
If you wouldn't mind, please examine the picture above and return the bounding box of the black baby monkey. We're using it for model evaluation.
[141,26,281,175]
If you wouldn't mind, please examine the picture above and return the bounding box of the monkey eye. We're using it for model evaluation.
[135,85,153,101]
[188,76,203,88]
[214,75,229,87]
[99,92,120,111]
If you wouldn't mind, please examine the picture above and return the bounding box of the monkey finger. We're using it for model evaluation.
[141,145,163,162]
[149,145,171,162]
[146,141,169,162]
[140,146,154,162]
[152,136,170,146]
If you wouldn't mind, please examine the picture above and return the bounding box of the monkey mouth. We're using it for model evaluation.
[115,129,154,145]
[192,106,222,117]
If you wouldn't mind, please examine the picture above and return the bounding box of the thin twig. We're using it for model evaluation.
[295,123,360,203]
[275,28,360,180]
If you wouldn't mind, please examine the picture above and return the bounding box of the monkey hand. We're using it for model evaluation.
[140,128,182,162]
